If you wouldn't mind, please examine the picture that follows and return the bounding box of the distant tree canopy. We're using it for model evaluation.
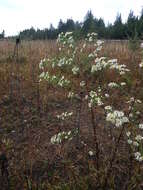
[16,9,143,40]
[0,30,5,39]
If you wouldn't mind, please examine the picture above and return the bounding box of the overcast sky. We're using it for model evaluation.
[0,0,143,36]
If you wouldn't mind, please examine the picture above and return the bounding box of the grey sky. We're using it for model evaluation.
[0,0,143,36]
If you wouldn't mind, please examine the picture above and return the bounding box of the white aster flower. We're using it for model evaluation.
[104,106,112,111]
[129,113,133,118]
[80,81,86,87]
[138,156,143,162]
[126,131,131,137]
[134,152,143,161]
[97,40,104,46]
[135,135,143,141]
[72,66,79,75]
[88,151,94,156]
[68,91,74,98]
[139,62,143,68]
[139,123,143,129]
[120,82,126,86]
[85,95,89,100]
[127,139,132,144]
[106,110,129,127]
[105,93,110,98]
[136,111,140,115]
[136,99,142,104]
[108,82,119,88]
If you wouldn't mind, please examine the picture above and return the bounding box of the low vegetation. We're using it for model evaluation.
[0,33,143,189]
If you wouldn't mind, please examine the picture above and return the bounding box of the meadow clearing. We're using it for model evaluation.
[0,33,143,189]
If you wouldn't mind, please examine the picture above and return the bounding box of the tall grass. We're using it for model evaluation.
[0,37,143,189]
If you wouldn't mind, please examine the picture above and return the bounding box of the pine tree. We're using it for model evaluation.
[81,10,95,36]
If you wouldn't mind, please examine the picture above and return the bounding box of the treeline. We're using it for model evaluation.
[19,9,143,40]
[0,30,5,39]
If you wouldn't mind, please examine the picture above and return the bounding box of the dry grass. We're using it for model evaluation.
[0,39,143,189]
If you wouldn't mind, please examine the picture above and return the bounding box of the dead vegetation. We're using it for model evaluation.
[0,39,143,189]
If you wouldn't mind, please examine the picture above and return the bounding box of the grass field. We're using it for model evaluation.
[0,35,143,189]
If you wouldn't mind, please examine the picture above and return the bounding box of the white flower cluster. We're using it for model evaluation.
[88,52,97,58]
[104,105,112,112]
[127,97,142,104]
[39,58,52,70]
[57,32,74,48]
[67,91,81,100]
[91,57,130,74]
[57,112,73,120]
[128,107,141,121]
[80,81,86,87]
[139,62,143,68]
[96,40,104,46]
[140,43,143,48]
[51,128,78,144]
[91,57,108,72]
[51,130,73,144]
[84,33,104,58]
[88,151,94,156]
[120,82,126,86]
[39,58,46,69]
[86,33,98,43]
[126,131,131,137]
[108,81,127,89]
[106,108,129,127]
[50,58,58,68]
[135,135,143,141]
[80,43,87,53]
[39,71,51,82]
[72,66,79,75]
[58,76,70,87]
[134,152,143,162]
[39,72,70,87]
[105,93,110,98]
[88,90,103,108]
[95,40,104,52]
[108,60,130,75]
[88,39,104,59]
[139,123,143,129]
[126,123,143,162]
[57,57,73,67]
[67,91,75,99]
[108,82,119,88]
